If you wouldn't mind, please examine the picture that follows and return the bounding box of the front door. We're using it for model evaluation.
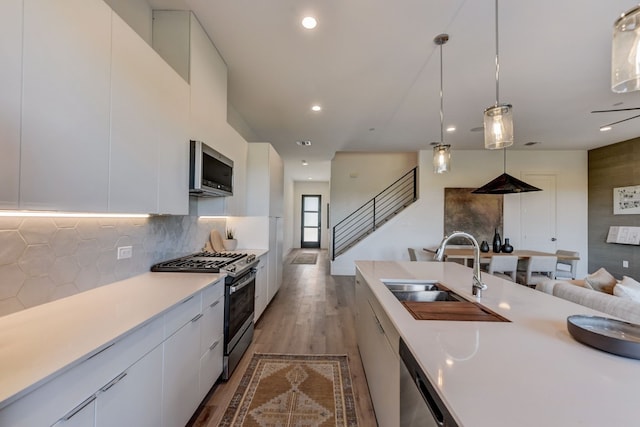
[301,195,321,248]
[520,173,557,253]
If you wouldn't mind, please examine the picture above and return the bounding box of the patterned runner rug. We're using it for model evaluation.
[220,353,358,427]
[291,252,318,264]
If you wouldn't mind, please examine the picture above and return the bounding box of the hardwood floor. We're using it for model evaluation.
[190,248,377,426]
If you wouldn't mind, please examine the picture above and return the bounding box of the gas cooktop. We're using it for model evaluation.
[150,251,252,273]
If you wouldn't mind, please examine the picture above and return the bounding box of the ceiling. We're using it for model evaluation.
[147,0,640,181]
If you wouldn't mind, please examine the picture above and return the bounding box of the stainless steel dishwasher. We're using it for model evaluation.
[400,339,458,427]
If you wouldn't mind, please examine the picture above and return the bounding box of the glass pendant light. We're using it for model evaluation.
[483,0,513,149]
[433,33,451,174]
[612,5,640,93]
[433,144,451,174]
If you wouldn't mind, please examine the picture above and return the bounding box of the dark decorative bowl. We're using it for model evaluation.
[567,315,640,359]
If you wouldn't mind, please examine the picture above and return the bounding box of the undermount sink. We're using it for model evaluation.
[381,279,465,303]
[380,279,510,322]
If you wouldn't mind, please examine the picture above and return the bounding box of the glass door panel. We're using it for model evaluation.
[301,195,321,248]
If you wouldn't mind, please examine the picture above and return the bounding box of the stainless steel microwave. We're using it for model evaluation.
[189,140,233,197]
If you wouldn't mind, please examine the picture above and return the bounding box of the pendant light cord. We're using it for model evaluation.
[439,42,444,143]
[503,147,506,173]
[494,0,500,106]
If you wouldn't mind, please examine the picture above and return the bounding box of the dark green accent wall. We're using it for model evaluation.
[588,138,640,279]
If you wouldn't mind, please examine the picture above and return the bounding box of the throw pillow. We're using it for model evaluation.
[584,267,617,294]
[614,276,640,302]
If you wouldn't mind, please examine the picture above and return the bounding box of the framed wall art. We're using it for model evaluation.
[444,188,503,245]
[613,185,640,215]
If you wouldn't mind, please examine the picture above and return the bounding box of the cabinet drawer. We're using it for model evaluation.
[164,292,202,339]
[0,316,163,427]
[356,273,400,354]
[200,293,224,356]
[202,279,224,307]
[199,333,224,400]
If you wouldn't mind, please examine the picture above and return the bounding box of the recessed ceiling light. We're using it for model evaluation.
[307,177,313,180]
[311,104,322,112]
[302,16,317,29]
[296,140,312,146]
[302,160,308,166]
[600,126,612,132]
[446,126,456,132]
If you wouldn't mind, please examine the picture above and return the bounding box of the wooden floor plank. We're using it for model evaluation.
[190,248,377,427]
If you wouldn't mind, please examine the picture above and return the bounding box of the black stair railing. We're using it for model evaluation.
[332,167,418,260]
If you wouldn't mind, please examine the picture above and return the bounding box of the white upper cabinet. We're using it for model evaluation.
[188,13,228,143]
[110,13,189,214]
[20,0,112,212]
[153,10,229,142]
[153,11,246,217]
[246,143,284,217]
[156,65,190,215]
[13,1,189,214]
[110,14,158,213]
[0,0,22,209]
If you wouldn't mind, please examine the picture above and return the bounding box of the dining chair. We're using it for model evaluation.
[407,248,436,261]
[483,255,518,281]
[555,250,579,280]
[516,256,558,287]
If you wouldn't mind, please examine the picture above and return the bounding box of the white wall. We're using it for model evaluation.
[330,152,418,226]
[293,181,331,249]
[331,149,589,279]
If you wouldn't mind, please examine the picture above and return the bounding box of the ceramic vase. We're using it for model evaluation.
[492,229,502,253]
[501,238,514,253]
[480,240,490,252]
[223,239,238,251]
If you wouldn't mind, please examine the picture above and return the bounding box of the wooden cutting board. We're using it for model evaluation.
[402,301,510,322]
[209,229,226,252]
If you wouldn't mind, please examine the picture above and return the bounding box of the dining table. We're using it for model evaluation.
[423,247,580,267]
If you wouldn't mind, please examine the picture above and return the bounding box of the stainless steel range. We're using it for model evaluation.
[150,251,254,274]
[151,251,259,380]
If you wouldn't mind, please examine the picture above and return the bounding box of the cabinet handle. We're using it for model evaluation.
[61,395,96,421]
[373,313,385,335]
[209,300,220,308]
[180,295,195,305]
[416,376,445,426]
[209,339,220,351]
[191,313,204,323]
[100,371,128,392]
[87,342,114,360]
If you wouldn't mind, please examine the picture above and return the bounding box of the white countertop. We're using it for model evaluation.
[355,260,640,427]
[0,271,224,408]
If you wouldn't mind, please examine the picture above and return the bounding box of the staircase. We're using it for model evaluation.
[332,167,418,260]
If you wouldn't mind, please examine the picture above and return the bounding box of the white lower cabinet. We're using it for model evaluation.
[0,280,226,427]
[198,284,225,400]
[162,305,203,427]
[95,345,163,427]
[355,272,400,427]
[254,255,268,321]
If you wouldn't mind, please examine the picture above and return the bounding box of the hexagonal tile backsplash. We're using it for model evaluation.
[0,216,226,317]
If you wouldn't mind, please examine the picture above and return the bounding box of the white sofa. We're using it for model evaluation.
[537,279,640,324]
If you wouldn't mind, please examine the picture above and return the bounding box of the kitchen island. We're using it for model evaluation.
[356,260,640,427]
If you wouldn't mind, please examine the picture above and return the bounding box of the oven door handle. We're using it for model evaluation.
[229,271,256,294]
